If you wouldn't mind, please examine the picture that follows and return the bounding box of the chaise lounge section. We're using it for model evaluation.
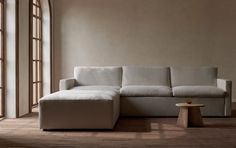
[39,90,120,130]
[39,67,122,130]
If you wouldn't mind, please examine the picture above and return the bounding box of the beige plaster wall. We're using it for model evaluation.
[6,0,17,118]
[53,0,236,101]
[18,0,29,116]
[40,0,52,96]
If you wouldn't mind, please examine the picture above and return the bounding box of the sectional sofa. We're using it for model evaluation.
[39,66,232,130]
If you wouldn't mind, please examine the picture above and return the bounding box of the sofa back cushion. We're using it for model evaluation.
[122,66,170,86]
[74,66,122,86]
[170,67,217,87]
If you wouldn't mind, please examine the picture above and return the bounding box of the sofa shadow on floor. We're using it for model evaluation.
[232,107,236,117]
[1,117,236,148]
[114,117,151,132]
[0,104,236,148]
[204,123,236,128]
[41,117,153,132]
[28,103,236,133]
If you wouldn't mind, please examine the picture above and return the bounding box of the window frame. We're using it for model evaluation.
[0,0,5,118]
[29,0,43,109]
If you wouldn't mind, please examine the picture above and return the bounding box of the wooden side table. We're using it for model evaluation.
[176,103,205,128]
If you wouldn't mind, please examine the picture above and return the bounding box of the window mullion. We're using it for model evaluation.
[31,0,42,107]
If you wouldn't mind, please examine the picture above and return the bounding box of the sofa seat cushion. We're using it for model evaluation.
[70,85,120,92]
[173,86,225,97]
[40,90,119,101]
[120,85,172,97]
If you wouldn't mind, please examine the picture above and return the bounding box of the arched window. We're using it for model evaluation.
[0,0,4,117]
[30,0,42,108]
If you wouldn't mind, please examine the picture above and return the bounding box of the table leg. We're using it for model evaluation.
[177,107,188,128]
[188,107,203,127]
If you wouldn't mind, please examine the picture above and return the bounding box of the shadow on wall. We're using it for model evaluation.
[52,9,62,92]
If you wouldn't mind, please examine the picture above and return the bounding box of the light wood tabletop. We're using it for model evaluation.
[176,103,205,107]
[176,102,205,128]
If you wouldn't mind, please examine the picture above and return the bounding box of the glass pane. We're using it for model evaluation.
[33,0,37,5]
[0,88,2,116]
[33,61,36,82]
[38,83,41,99]
[37,7,40,17]
[0,61,2,87]
[39,20,42,39]
[33,17,37,38]
[0,32,2,58]
[37,61,41,81]
[36,40,39,60]
[33,39,37,60]
[33,5,37,16]
[0,3,2,30]
[37,19,40,38]
[33,83,37,105]
[37,40,41,59]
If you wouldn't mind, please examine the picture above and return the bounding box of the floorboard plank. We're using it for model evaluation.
[0,103,235,148]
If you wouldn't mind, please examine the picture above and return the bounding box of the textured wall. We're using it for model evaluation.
[19,0,29,116]
[6,0,17,118]
[53,0,236,101]
[40,0,52,96]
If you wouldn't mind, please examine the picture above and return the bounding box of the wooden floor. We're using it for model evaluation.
[0,105,236,148]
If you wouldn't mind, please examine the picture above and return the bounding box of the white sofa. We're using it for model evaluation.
[39,66,232,130]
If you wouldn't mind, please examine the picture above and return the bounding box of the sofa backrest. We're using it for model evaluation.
[122,66,171,86]
[170,67,217,87]
[74,66,122,86]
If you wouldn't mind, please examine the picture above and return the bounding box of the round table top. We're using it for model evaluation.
[176,103,205,107]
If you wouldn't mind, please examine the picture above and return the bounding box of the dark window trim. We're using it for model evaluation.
[29,0,43,109]
[0,0,5,118]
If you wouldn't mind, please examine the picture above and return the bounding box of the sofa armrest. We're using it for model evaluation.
[217,79,232,116]
[59,78,76,90]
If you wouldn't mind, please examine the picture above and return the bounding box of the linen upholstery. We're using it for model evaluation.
[39,90,120,129]
[59,78,76,90]
[49,66,232,129]
[171,67,217,87]
[217,79,232,116]
[120,85,172,97]
[74,66,122,86]
[70,85,120,92]
[173,86,225,97]
[122,66,170,86]
[121,97,225,116]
